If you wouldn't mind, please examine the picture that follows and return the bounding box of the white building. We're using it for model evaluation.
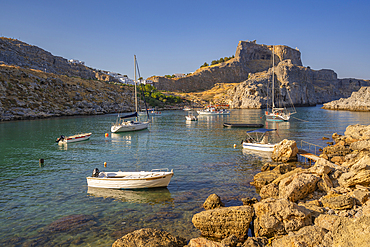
[69,59,85,65]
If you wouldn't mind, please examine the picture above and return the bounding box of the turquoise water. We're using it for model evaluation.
[1,106,370,246]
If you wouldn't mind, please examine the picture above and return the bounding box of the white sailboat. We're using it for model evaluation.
[111,55,149,133]
[265,45,296,122]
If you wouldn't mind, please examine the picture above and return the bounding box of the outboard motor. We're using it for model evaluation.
[56,135,65,143]
[92,168,100,177]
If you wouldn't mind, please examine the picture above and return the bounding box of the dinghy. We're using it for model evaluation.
[86,168,174,189]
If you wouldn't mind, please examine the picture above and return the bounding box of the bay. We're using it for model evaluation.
[0,106,369,246]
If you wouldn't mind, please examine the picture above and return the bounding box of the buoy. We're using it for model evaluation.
[104,162,107,167]
[105,133,109,137]
[233,144,237,148]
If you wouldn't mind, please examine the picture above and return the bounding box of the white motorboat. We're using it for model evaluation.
[242,128,279,152]
[56,133,92,144]
[185,111,198,121]
[111,55,150,133]
[183,106,191,111]
[86,168,174,189]
[197,107,230,115]
[265,45,296,122]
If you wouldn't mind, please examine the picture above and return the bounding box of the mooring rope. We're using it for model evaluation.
[291,116,309,122]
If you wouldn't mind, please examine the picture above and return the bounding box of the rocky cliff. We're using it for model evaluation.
[0,37,116,82]
[227,60,369,108]
[150,41,302,92]
[152,40,369,108]
[322,87,370,111]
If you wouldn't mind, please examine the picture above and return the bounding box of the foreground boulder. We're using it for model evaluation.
[253,198,312,238]
[112,228,186,247]
[203,194,224,210]
[192,206,254,240]
[271,139,298,162]
[278,173,320,202]
[271,225,328,247]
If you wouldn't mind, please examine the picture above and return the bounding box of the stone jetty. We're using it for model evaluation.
[113,124,370,246]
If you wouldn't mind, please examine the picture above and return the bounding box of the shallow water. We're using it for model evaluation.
[1,106,369,246]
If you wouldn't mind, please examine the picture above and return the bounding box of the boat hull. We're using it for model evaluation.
[265,112,290,122]
[111,121,149,133]
[86,171,173,189]
[223,123,264,128]
[58,133,92,144]
[242,142,276,152]
[197,111,230,115]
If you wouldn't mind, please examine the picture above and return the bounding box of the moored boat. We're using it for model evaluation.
[223,123,263,128]
[197,107,230,115]
[242,128,279,152]
[111,55,149,133]
[56,133,92,144]
[86,168,174,189]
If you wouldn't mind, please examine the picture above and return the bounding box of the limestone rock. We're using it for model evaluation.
[314,214,341,232]
[321,194,354,210]
[253,198,312,238]
[344,124,370,140]
[278,173,320,202]
[338,169,370,187]
[271,139,298,162]
[187,237,223,247]
[252,164,297,189]
[192,206,254,240]
[329,216,370,247]
[112,228,186,247]
[271,225,328,247]
[204,194,224,210]
[242,237,268,247]
[349,189,370,205]
[323,87,370,112]
[298,201,325,220]
[260,183,279,199]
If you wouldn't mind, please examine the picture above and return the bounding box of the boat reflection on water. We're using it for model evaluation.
[87,187,174,205]
[242,148,272,162]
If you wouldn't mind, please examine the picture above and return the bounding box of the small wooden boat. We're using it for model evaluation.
[56,133,92,144]
[223,123,264,128]
[86,168,174,189]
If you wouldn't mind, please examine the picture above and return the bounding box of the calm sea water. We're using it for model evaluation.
[1,106,370,246]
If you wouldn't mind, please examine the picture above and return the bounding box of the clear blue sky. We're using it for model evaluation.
[1,0,369,80]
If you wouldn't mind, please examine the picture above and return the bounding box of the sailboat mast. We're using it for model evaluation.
[272,45,275,109]
[134,55,138,114]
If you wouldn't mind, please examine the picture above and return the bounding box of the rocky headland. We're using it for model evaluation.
[151,40,370,109]
[111,124,370,246]
[322,86,370,111]
[0,63,136,121]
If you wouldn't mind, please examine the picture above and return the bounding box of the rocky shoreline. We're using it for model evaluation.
[111,124,370,246]
[322,86,370,111]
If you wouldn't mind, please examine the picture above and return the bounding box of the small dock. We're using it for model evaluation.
[297,140,323,165]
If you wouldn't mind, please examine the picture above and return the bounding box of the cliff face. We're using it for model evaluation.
[227,59,369,108]
[150,41,302,92]
[0,37,116,82]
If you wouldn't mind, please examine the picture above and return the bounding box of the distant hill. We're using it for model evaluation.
[0,37,116,82]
